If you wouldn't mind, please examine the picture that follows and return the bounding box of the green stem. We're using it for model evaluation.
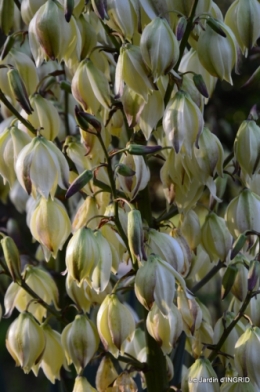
[208,291,253,362]
[0,89,37,135]
[164,0,199,106]
[19,280,66,323]
[143,308,169,392]
[62,64,70,136]
[95,133,132,260]
[191,260,225,294]
[154,205,179,225]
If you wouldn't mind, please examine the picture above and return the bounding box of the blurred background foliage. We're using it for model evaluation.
[0,0,260,391]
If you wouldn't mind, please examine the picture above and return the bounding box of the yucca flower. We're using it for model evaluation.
[29,196,71,260]
[15,135,69,199]
[6,312,46,374]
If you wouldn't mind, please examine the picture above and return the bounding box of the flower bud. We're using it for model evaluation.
[146,229,185,273]
[225,189,260,237]
[140,17,179,81]
[15,135,69,199]
[221,264,238,300]
[66,228,99,285]
[115,44,154,102]
[36,324,66,383]
[6,312,45,374]
[127,209,145,263]
[146,302,183,355]
[182,357,219,392]
[135,254,184,316]
[179,49,217,99]
[1,236,21,283]
[248,259,260,292]
[234,326,260,387]
[105,0,137,41]
[201,212,233,262]
[30,197,71,261]
[116,154,150,200]
[29,0,80,66]
[97,294,135,358]
[225,0,260,55]
[96,356,118,392]
[62,314,100,374]
[197,20,237,84]
[73,376,97,392]
[0,48,39,98]
[4,264,59,321]
[7,68,33,115]
[234,120,260,177]
[72,59,111,114]
[163,90,204,156]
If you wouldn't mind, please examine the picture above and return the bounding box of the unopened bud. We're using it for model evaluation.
[127,144,162,156]
[221,264,238,300]
[248,259,260,291]
[193,74,209,98]
[64,0,74,22]
[74,106,102,133]
[127,209,145,263]
[1,236,21,283]
[8,68,33,115]
[91,0,109,20]
[66,169,93,199]
[176,16,187,41]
